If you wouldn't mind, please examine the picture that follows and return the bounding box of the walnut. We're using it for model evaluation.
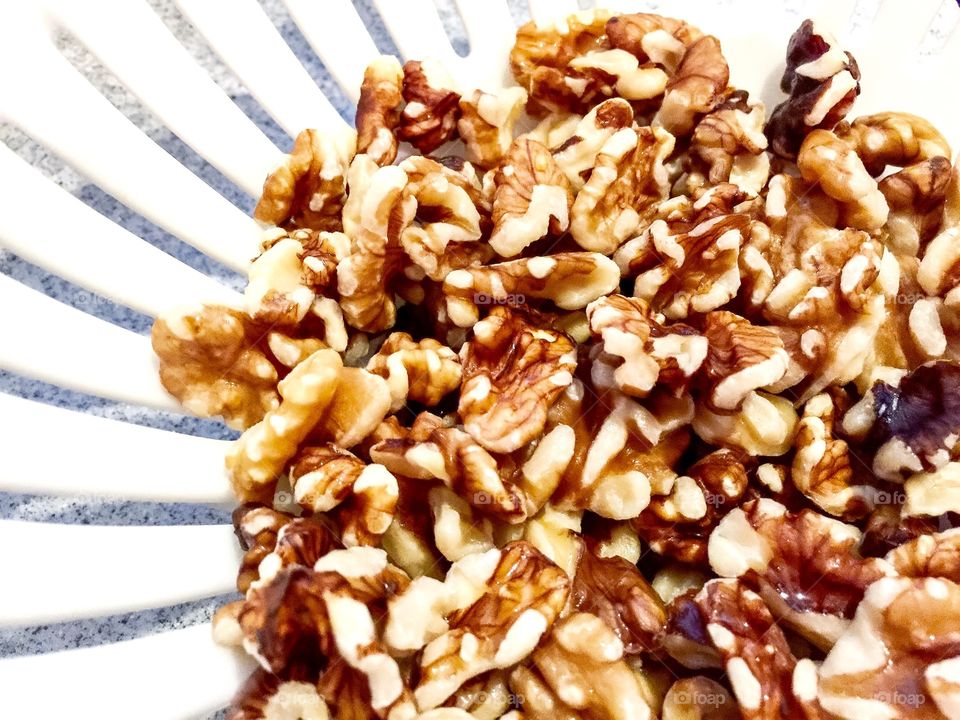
[797,128,889,230]
[489,138,573,258]
[792,392,876,519]
[520,612,656,720]
[633,449,748,565]
[232,504,294,593]
[371,423,530,523]
[693,391,798,457]
[691,92,770,196]
[587,294,707,398]
[396,156,487,282]
[227,670,330,720]
[917,157,960,301]
[255,128,355,231]
[686,579,827,719]
[443,252,620,328]
[548,380,692,520]
[365,332,461,412]
[709,498,893,649]
[429,485,494,562]
[290,447,398,547]
[382,478,444,580]
[819,576,960,719]
[458,87,527,168]
[509,9,614,114]
[152,304,279,430]
[765,19,860,159]
[226,349,343,503]
[356,56,404,166]
[397,60,461,154]
[570,126,675,254]
[615,184,752,320]
[414,542,570,709]
[661,677,739,720]
[857,361,960,482]
[905,463,960,519]
[570,542,666,654]
[308,367,393,449]
[838,111,952,177]
[886,528,960,582]
[458,306,576,454]
[880,156,953,257]
[520,504,584,581]
[551,98,635,191]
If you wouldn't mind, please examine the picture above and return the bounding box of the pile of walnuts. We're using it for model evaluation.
[152,10,960,720]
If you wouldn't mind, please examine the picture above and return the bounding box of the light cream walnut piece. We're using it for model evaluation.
[255,128,356,231]
[586,294,707,398]
[338,157,408,332]
[429,485,494,562]
[693,390,798,457]
[458,306,576,454]
[414,542,570,710]
[905,463,960,519]
[356,56,404,166]
[366,332,461,413]
[226,349,343,503]
[699,310,789,412]
[444,671,512,720]
[152,304,280,430]
[511,612,655,720]
[227,669,331,720]
[396,156,487,282]
[570,126,675,254]
[443,252,620,328]
[520,505,583,581]
[819,576,960,720]
[616,184,752,320]
[489,138,573,258]
[458,87,528,168]
[797,128,889,230]
[551,98,635,191]
[289,446,398,548]
[397,59,461,154]
[686,579,828,720]
[708,498,893,649]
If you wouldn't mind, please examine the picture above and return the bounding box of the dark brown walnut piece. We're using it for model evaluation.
[397,60,461,154]
[233,504,293,594]
[765,19,861,159]
[633,448,749,565]
[693,579,829,719]
[255,128,353,231]
[458,306,577,454]
[355,56,404,166]
[865,361,960,481]
[880,156,953,256]
[709,498,893,650]
[570,541,666,654]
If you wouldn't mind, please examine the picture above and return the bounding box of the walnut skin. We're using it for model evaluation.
[458,307,577,454]
[765,19,860,159]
